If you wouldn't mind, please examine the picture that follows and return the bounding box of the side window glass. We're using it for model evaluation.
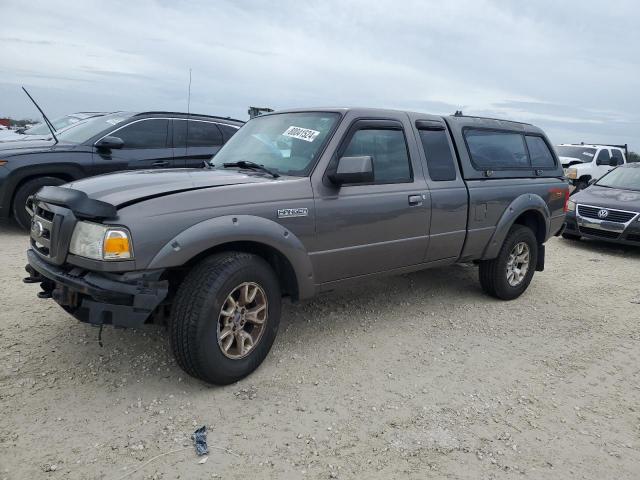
[218,124,240,142]
[418,129,457,181]
[611,149,624,165]
[596,149,611,165]
[173,120,187,148]
[342,129,412,184]
[117,119,168,149]
[465,129,528,169]
[525,136,555,168]
[187,121,223,147]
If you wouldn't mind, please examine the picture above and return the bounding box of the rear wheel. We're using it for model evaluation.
[479,225,538,300]
[170,252,281,385]
[12,176,65,230]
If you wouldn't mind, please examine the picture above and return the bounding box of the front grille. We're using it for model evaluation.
[30,202,54,257]
[579,226,621,239]
[577,205,637,223]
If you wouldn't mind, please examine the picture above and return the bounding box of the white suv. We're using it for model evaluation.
[557,143,627,192]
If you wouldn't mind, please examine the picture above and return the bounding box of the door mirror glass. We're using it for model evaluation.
[328,156,374,185]
[609,157,619,167]
[595,149,611,166]
[95,136,124,150]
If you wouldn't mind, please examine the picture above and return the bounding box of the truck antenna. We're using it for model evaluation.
[21,86,58,144]
[186,68,192,158]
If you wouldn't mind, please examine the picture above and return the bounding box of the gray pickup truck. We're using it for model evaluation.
[24,108,568,384]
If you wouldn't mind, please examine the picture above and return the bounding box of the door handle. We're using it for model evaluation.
[152,160,170,167]
[408,194,423,206]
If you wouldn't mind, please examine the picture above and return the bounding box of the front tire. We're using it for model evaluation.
[479,225,538,300]
[170,252,281,385]
[12,176,65,229]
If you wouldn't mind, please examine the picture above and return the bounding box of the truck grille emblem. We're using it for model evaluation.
[277,208,308,218]
[597,209,609,219]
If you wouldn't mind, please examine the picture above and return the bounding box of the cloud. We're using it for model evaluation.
[0,0,638,149]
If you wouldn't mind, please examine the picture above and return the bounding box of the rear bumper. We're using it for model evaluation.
[26,249,168,328]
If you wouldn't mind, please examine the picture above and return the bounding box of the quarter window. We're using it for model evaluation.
[342,129,412,183]
[116,119,169,149]
[525,136,555,168]
[418,129,457,181]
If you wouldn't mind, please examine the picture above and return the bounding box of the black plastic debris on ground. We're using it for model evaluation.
[192,426,209,456]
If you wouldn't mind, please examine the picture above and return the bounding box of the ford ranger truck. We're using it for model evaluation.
[24,108,569,385]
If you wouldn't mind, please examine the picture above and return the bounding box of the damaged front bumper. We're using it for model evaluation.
[25,249,168,328]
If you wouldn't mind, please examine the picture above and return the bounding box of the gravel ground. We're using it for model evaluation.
[1,219,639,480]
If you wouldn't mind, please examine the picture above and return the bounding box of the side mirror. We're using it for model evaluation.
[95,136,124,150]
[328,156,374,186]
[609,157,619,167]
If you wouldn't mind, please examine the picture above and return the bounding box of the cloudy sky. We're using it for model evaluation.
[1,0,639,149]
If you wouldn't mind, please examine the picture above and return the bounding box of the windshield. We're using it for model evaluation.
[556,146,597,162]
[212,112,340,176]
[24,115,82,135]
[56,113,133,143]
[596,167,640,192]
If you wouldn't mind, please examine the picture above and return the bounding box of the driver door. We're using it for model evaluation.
[311,119,430,284]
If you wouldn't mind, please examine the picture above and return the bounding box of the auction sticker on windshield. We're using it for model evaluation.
[283,126,320,142]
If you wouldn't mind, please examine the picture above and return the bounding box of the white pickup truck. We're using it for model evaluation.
[557,143,627,192]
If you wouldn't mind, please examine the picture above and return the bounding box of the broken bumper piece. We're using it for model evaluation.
[25,249,168,328]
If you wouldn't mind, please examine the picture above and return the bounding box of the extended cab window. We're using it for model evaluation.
[525,135,555,168]
[116,119,169,149]
[418,129,457,181]
[465,129,528,169]
[342,129,411,183]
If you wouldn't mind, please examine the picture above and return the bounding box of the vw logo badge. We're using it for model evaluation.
[597,209,609,219]
[31,220,44,238]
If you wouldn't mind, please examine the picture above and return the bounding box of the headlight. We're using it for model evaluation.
[69,221,133,261]
[567,200,576,212]
[566,168,577,179]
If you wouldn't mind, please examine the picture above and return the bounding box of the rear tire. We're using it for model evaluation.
[169,252,281,385]
[12,176,65,230]
[479,225,538,300]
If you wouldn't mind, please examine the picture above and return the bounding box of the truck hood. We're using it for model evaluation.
[64,168,280,207]
[572,185,640,212]
[560,156,587,168]
[0,139,81,155]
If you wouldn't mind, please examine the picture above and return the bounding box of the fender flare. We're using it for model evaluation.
[481,193,551,260]
[147,215,316,299]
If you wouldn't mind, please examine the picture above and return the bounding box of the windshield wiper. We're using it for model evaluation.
[222,160,280,178]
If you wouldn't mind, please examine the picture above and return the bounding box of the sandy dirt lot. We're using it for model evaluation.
[1,219,639,480]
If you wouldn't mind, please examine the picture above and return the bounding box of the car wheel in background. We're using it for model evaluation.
[12,177,65,230]
[479,225,538,300]
[170,252,281,385]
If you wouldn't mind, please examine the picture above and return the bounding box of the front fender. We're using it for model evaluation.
[481,194,550,260]
[147,215,316,299]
